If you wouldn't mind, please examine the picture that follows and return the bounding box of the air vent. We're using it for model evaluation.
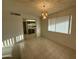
[10,12,21,16]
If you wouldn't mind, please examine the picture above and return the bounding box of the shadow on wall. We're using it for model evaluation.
[2,34,24,48]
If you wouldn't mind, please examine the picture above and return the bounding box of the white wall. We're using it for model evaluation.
[2,0,24,43]
[2,12,24,42]
[36,19,41,37]
[41,6,76,50]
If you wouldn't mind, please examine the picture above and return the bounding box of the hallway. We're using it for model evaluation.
[10,37,75,59]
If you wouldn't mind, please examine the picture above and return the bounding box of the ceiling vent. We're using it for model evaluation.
[10,12,21,16]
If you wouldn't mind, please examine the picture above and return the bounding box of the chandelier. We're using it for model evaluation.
[41,0,48,19]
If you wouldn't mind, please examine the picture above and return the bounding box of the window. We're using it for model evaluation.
[48,16,72,34]
[48,18,55,31]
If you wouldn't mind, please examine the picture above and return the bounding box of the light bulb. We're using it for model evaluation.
[43,16,47,19]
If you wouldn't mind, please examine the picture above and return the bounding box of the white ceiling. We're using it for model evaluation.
[3,0,76,19]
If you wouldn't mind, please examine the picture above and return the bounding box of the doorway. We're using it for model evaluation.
[23,19,37,39]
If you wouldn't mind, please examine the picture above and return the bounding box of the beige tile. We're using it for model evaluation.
[12,38,76,59]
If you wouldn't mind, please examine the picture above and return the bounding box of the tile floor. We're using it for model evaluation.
[11,37,76,59]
